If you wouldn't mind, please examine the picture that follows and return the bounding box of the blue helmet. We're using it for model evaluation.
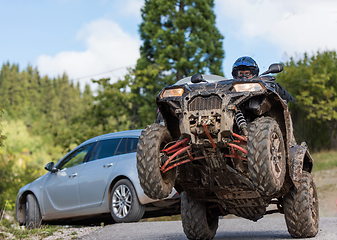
[232,56,259,79]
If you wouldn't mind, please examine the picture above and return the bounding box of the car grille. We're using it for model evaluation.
[188,95,222,111]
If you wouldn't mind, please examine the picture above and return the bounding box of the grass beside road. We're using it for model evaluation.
[312,150,337,172]
[0,214,59,240]
[140,214,181,222]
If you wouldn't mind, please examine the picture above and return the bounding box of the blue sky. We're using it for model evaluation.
[1,0,337,91]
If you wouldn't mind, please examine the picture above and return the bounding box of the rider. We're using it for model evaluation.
[232,56,296,145]
[232,56,259,79]
[231,56,294,103]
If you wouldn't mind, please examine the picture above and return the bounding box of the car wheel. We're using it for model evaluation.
[110,179,145,223]
[181,192,219,240]
[25,194,42,229]
[247,117,286,196]
[283,171,319,238]
[137,123,175,199]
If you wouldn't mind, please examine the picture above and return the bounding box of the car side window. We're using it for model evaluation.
[126,138,139,153]
[89,138,121,161]
[115,138,127,156]
[58,144,92,170]
[115,137,139,156]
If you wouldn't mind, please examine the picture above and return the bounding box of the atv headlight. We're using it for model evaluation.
[162,87,184,98]
[233,83,263,92]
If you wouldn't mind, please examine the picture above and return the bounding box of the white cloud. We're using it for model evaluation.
[37,19,141,91]
[217,0,337,56]
[122,0,144,17]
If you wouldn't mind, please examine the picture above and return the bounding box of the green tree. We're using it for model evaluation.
[0,154,14,210]
[277,51,337,150]
[138,0,224,80]
[0,63,23,118]
[0,108,9,210]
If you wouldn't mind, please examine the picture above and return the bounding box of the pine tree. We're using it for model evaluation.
[0,63,23,118]
[137,0,224,80]
[21,65,41,122]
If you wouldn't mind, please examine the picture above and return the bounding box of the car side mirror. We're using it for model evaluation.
[45,162,57,173]
[260,63,283,75]
[191,73,207,83]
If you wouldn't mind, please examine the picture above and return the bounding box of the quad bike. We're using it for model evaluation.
[137,63,319,239]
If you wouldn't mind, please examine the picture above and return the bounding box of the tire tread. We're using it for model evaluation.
[247,117,286,196]
[137,123,174,199]
[181,192,218,240]
[284,171,319,238]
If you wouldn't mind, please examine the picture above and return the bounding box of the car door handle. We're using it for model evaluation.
[69,173,77,178]
[103,163,113,168]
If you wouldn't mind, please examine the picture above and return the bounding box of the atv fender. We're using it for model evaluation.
[288,142,314,189]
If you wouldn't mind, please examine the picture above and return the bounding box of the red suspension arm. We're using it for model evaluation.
[162,138,189,154]
[232,133,247,143]
[226,143,247,155]
[161,146,191,171]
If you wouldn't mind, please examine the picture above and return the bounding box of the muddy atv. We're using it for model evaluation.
[137,63,319,239]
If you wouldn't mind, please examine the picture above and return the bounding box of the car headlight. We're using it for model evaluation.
[233,83,263,92]
[162,87,184,97]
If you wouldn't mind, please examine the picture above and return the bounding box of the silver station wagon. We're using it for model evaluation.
[15,129,179,229]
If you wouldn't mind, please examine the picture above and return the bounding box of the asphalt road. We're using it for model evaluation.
[80,217,337,240]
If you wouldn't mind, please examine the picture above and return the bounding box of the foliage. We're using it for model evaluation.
[92,77,133,131]
[0,110,10,210]
[277,51,337,150]
[0,154,14,210]
[53,118,107,153]
[93,66,169,129]
[0,120,63,209]
[0,63,94,135]
[138,0,224,80]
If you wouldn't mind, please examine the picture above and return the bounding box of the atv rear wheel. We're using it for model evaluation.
[247,117,286,196]
[136,123,175,199]
[283,171,319,238]
[181,192,219,240]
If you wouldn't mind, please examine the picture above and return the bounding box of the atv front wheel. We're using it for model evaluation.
[181,192,218,240]
[247,117,286,196]
[136,123,175,199]
[283,171,319,238]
